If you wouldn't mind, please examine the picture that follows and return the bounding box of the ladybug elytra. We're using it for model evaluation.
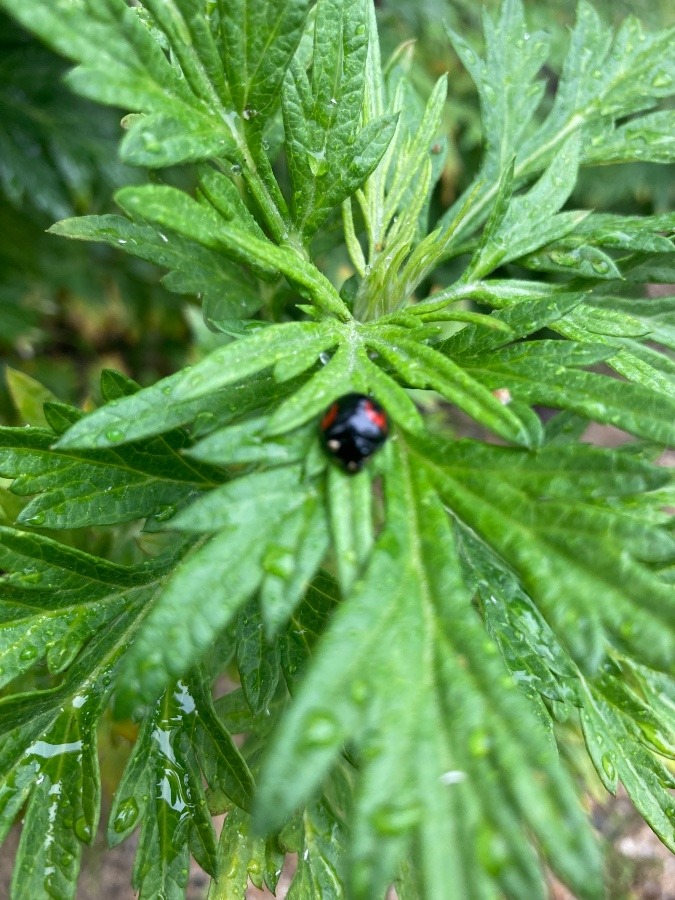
[319,393,389,473]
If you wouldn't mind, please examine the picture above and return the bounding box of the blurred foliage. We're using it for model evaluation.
[0,13,189,419]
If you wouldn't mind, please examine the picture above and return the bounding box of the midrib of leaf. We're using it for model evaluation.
[4,440,218,490]
[396,446,437,691]
[0,527,164,588]
[136,0,292,245]
[294,5,346,239]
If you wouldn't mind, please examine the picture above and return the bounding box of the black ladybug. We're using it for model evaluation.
[319,393,389,473]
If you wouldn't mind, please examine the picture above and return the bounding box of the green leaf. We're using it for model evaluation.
[366,335,532,446]
[260,497,330,637]
[0,424,216,529]
[466,135,585,280]
[49,214,262,318]
[415,434,675,672]
[219,0,311,121]
[583,109,675,165]
[423,2,675,289]
[55,368,300,450]
[579,674,675,851]
[109,679,234,897]
[118,465,319,708]
[0,526,167,688]
[283,0,397,238]
[115,185,350,319]
[463,341,675,445]
[4,368,57,428]
[256,441,604,899]
[172,320,341,402]
[237,599,282,715]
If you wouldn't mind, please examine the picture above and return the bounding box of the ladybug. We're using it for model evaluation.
[319,393,389,473]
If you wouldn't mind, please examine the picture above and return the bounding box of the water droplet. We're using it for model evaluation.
[20,645,39,661]
[154,505,177,523]
[20,571,43,584]
[113,797,140,834]
[355,24,365,35]
[231,163,242,175]
[141,132,161,152]
[440,770,466,785]
[639,724,675,757]
[302,711,339,748]
[261,139,270,151]
[26,512,46,526]
[248,858,262,879]
[469,728,490,757]
[350,680,367,704]
[591,259,610,275]
[105,428,125,442]
[263,545,295,579]
[492,387,511,405]
[307,149,328,176]
[242,108,258,120]
[652,73,672,88]
[74,816,92,842]
[371,800,420,835]
[600,753,616,783]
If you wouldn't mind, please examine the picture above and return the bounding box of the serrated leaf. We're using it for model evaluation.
[55,368,300,450]
[117,465,318,708]
[49,214,262,318]
[463,340,675,445]
[366,335,532,446]
[218,0,310,122]
[283,0,397,238]
[0,425,216,529]
[256,441,604,899]
[0,526,167,688]
[109,679,228,898]
[579,675,675,851]
[115,185,350,319]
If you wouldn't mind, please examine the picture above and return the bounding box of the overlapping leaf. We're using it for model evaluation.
[108,673,252,898]
[282,0,398,239]
[255,442,604,899]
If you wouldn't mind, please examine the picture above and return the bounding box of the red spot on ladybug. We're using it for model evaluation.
[320,402,339,430]
[364,400,388,431]
[319,393,389,473]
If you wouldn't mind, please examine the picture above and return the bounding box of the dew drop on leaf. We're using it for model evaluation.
[26,512,46,526]
[302,711,339,748]
[469,728,490,757]
[105,428,125,442]
[600,753,616,783]
[371,800,420,836]
[20,645,39,661]
[113,797,140,834]
[74,816,92,842]
[350,680,368,704]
